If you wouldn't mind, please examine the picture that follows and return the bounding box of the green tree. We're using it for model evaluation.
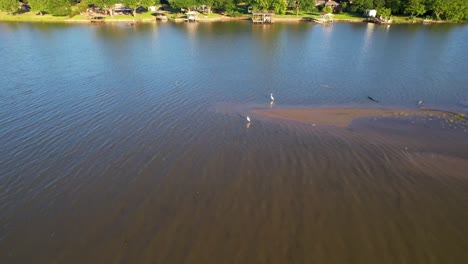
[426,0,447,19]
[76,0,90,13]
[28,0,48,15]
[444,0,468,21]
[377,6,391,18]
[140,0,155,7]
[350,0,373,13]
[197,0,214,14]
[300,0,317,12]
[48,0,71,16]
[216,0,236,12]
[250,0,270,11]
[386,0,403,14]
[139,0,156,13]
[249,0,286,13]
[93,0,116,15]
[341,1,348,11]
[0,0,18,14]
[323,5,332,13]
[373,0,385,9]
[123,0,138,16]
[404,0,426,17]
[271,0,287,14]
[168,0,197,10]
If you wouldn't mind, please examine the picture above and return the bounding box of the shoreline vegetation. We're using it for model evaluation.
[0,11,463,24]
[1,0,467,24]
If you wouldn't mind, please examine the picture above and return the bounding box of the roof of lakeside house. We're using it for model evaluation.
[325,0,339,6]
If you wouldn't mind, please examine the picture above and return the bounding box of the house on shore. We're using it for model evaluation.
[316,0,339,7]
[113,3,132,15]
[315,0,326,6]
[325,0,339,8]
[315,0,341,13]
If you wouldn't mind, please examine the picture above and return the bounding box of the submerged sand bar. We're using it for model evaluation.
[253,108,444,127]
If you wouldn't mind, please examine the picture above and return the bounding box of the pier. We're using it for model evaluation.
[89,14,105,23]
[252,12,275,24]
[154,10,168,21]
[313,13,334,24]
[185,11,199,22]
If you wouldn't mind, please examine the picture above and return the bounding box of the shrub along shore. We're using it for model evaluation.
[0,0,466,24]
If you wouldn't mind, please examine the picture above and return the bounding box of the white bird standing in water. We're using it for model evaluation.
[418,100,423,106]
[246,116,251,122]
[270,93,275,101]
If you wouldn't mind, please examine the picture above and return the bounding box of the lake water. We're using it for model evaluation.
[0,21,467,263]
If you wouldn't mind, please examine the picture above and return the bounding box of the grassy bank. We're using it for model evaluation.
[0,10,233,23]
[276,11,453,24]
[0,11,459,24]
[0,11,69,22]
[0,11,160,23]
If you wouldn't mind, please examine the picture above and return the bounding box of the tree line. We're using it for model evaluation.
[349,0,468,21]
[1,0,467,21]
[167,0,467,19]
[0,0,159,16]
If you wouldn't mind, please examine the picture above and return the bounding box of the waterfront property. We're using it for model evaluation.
[252,12,275,23]
[89,14,106,22]
[154,10,168,21]
[185,11,199,22]
[325,0,340,8]
[113,3,132,15]
[373,16,392,24]
[313,12,334,24]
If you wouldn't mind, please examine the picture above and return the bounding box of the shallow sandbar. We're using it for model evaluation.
[253,108,437,127]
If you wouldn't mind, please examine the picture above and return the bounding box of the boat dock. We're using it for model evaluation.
[252,12,275,24]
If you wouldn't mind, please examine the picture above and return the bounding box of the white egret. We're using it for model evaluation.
[246,116,251,122]
[270,93,275,101]
[418,100,423,106]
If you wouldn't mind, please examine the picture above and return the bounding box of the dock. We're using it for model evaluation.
[154,10,168,21]
[366,16,392,24]
[313,13,334,24]
[185,11,199,22]
[252,12,275,24]
[89,14,105,23]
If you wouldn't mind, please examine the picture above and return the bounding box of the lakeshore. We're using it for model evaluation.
[0,11,460,24]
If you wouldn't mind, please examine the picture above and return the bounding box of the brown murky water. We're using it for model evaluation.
[1,22,468,263]
[4,105,468,263]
